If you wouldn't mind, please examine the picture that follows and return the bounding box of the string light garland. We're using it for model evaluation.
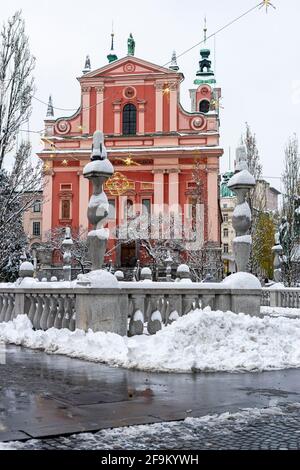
[28,1,275,114]
[259,0,276,13]
[20,3,278,187]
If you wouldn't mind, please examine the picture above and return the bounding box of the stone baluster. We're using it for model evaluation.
[0,295,3,321]
[128,294,145,336]
[40,295,50,331]
[167,295,182,324]
[54,295,65,330]
[0,294,8,323]
[5,294,14,322]
[69,296,76,332]
[28,295,37,324]
[147,296,162,335]
[47,295,58,329]
[161,297,169,325]
[33,296,44,330]
[62,296,72,330]
[201,294,215,310]
[182,294,197,316]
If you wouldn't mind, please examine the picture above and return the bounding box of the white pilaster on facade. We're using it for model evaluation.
[137,100,146,134]
[155,82,164,133]
[96,85,105,132]
[153,170,164,215]
[113,100,122,135]
[207,168,219,242]
[169,82,178,132]
[168,170,179,209]
[82,87,91,133]
[79,169,90,231]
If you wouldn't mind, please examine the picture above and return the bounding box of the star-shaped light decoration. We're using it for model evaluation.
[210,96,224,111]
[259,0,276,13]
[43,161,51,172]
[119,155,141,167]
[61,159,68,166]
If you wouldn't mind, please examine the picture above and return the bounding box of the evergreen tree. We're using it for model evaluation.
[252,212,275,279]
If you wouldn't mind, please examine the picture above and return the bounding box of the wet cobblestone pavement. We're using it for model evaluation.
[2,346,300,449]
[4,403,300,450]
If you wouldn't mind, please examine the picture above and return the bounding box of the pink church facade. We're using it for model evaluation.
[38,40,223,268]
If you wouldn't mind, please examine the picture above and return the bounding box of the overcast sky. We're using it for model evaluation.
[1,0,296,191]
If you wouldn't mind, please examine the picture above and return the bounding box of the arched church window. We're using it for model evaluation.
[123,104,137,135]
[199,99,210,114]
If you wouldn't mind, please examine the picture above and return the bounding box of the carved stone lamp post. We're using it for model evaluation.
[222,145,262,316]
[74,131,128,335]
[227,146,256,272]
[83,131,114,271]
[62,227,73,281]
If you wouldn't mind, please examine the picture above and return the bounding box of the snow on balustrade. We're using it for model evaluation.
[261,287,300,309]
[0,275,264,336]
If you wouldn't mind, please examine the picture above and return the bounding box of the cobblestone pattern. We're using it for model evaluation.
[8,404,300,450]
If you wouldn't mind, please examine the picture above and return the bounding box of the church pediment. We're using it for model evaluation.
[80,56,178,80]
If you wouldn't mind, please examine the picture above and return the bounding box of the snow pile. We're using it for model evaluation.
[228,169,255,188]
[0,315,127,365]
[261,306,300,319]
[83,159,114,176]
[222,272,261,290]
[0,443,16,450]
[88,229,109,240]
[268,283,285,290]
[2,309,300,373]
[76,270,119,288]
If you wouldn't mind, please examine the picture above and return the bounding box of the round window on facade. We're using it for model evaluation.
[124,87,136,100]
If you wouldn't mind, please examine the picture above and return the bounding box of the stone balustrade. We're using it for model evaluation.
[0,283,262,336]
[261,288,300,309]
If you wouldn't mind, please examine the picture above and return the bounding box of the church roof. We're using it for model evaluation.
[78,55,183,81]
